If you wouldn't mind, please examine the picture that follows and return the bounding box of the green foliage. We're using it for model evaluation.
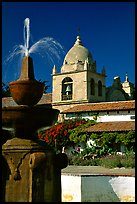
[90,132,116,147]
[67,127,135,168]
[115,131,135,148]
[89,131,135,152]
[37,117,135,168]
[120,150,135,168]
[68,151,100,166]
[99,151,135,168]
[68,150,135,168]
[99,154,123,168]
[69,119,96,144]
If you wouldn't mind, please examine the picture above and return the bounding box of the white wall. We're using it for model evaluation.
[61,175,81,202]
[61,174,135,202]
[96,114,135,122]
[65,110,135,122]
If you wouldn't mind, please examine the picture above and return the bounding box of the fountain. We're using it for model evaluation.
[2,18,68,202]
[3,18,65,88]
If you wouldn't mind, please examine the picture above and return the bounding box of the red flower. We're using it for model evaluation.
[38,118,87,150]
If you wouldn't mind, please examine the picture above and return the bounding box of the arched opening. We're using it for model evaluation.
[98,80,102,96]
[62,77,73,100]
[90,78,95,95]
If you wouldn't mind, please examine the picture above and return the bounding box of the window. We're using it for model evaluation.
[98,80,102,96]
[62,77,73,100]
[90,78,95,95]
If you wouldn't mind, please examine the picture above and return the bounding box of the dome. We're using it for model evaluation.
[63,36,94,65]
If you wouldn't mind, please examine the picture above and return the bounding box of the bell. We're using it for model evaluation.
[65,84,71,95]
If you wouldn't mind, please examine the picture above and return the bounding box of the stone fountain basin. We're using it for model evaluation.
[9,79,44,106]
[2,104,59,139]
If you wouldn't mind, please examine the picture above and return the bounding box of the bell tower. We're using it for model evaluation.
[52,35,106,113]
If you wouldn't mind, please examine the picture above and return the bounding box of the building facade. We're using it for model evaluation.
[51,35,135,121]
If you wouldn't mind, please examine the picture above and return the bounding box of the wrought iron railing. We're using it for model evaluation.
[62,94,72,100]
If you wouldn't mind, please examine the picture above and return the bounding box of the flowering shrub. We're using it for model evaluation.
[38,118,87,151]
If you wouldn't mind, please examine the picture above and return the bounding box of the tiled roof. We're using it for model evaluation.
[2,93,52,107]
[85,121,135,133]
[62,100,135,113]
[38,93,52,104]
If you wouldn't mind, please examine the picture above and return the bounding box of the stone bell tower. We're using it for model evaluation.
[52,35,106,114]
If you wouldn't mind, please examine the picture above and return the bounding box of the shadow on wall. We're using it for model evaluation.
[81,176,120,202]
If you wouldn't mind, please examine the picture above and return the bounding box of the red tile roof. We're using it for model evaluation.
[62,100,135,113]
[85,121,135,133]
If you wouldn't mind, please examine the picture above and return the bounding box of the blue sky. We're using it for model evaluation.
[2,2,135,93]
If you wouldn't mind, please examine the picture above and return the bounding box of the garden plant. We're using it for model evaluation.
[37,118,135,168]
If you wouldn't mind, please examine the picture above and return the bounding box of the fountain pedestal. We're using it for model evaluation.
[2,137,67,202]
[2,55,68,202]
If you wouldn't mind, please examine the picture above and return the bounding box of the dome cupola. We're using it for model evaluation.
[61,36,94,73]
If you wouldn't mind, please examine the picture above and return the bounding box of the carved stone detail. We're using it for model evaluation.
[2,152,29,181]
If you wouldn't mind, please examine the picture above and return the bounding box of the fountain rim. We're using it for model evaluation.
[9,79,44,85]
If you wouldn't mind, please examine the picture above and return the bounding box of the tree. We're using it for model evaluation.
[38,79,50,93]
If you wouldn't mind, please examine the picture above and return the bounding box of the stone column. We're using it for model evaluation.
[2,137,68,202]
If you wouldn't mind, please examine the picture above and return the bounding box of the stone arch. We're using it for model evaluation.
[62,77,73,100]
